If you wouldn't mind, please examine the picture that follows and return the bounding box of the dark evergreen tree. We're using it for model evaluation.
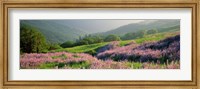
[20,24,48,53]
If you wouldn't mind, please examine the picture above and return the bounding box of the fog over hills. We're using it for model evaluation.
[102,20,180,35]
[20,19,180,43]
[54,20,145,33]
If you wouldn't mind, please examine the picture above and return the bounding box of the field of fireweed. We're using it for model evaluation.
[20,34,180,69]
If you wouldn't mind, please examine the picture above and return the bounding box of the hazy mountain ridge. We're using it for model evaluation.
[52,20,145,34]
[20,20,180,43]
[101,20,180,36]
[20,20,87,43]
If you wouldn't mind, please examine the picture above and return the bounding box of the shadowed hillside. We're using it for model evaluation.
[20,20,87,43]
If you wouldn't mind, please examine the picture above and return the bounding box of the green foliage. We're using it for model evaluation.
[135,32,178,44]
[66,43,106,53]
[119,40,135,46]
[158,25,180,33]
[74,35,104,46]
[39,62,66,69]
[52,54,67,59]
[85,49,97,56]
[66,61,91,69]
[20,20,86,43]
[121,32,137,40]
[52,42,108,55]
[121,30,146,40]
[20,24,48,53]
[50,32,179,55]
[48,43,62,50]
[135,34,164,44]
[126,62,143,69]
[20,20,180,44]
[51,32,173,53]
[76,40,89,45]
[147,29,158,34]
[53,40,137,54]
[60,41,75,48]
[135,30,146,38]
[104,34,121,42]
[57,63,66,68]
[39,61,91,69]
[39,63,58,69]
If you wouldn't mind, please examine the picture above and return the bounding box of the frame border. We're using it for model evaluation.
[0,0,199,89]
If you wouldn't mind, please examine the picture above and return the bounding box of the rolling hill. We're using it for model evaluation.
[101,20,180,36]
[20,20,87,43]
[20,20,180,44]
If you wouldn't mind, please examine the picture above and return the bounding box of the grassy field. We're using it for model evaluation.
[51,31,179,54]
[21,31,180,69]
[20,19,181,69]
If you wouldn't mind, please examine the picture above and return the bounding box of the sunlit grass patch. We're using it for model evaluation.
[135,32,179,44]
[65,61,91,69]
[38,61,91,69]
[126,62,143,69]
[39,63,58,69]
[52,54,67,59]
[119,40,134,46]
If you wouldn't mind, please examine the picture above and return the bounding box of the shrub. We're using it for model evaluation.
[147,29,158,34]
[104,34,121,42]
[48,44,62,50]
[60,41,75,48]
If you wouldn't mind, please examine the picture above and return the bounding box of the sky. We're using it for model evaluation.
[54,20,149,33]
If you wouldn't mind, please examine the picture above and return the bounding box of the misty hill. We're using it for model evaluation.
[20,20,87,43]
[52,20,145,34]
[102,20,180,36]
[20,20,180,44]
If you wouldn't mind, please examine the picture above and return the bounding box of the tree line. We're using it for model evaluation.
[60,29,158,48]
[20,24,158,53]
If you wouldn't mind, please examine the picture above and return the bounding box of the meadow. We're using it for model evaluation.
[20,31,180,69]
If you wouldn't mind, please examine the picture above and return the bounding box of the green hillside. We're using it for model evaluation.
[20,20,87,43]
[102,20,180,36]
[51,31,179,55]
[20,20,180,44]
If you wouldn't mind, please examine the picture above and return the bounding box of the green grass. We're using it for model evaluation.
[126,62,143,69]
[51,42,108,54]
[65,61,91,69]
[135,32,179,44]
[120,32,179,45]
[38,61,90,69]
[119,40,134,46]
[50,31,179,54]
[52,54,67,59]
[52,41,134,54]
[135,34,165,44]
[39,63,58,69]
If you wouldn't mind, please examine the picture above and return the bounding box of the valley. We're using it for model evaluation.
[20,20,180,69]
